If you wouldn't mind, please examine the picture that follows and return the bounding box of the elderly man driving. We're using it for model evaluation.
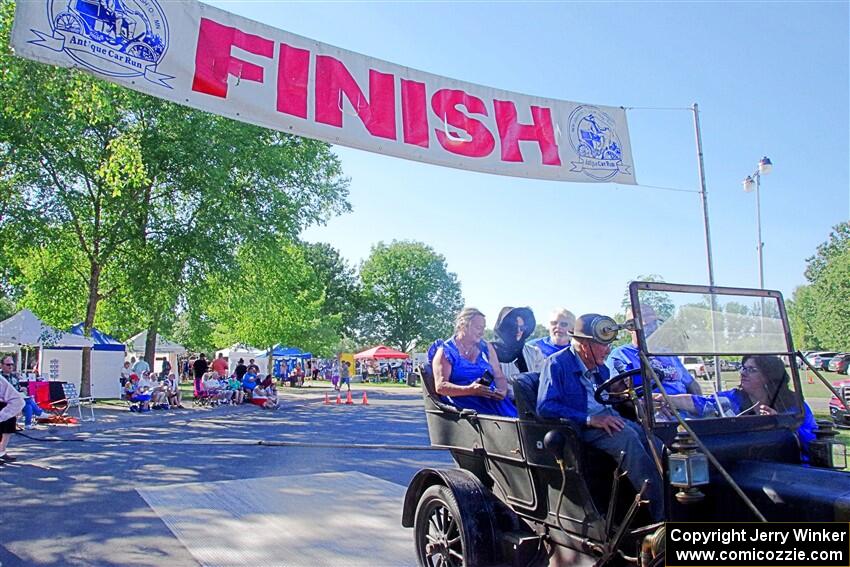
[536,313,664,521]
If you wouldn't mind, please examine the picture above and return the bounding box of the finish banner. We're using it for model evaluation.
[11,0,637,184]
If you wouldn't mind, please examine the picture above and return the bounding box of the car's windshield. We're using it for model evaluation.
[633,286,789,357]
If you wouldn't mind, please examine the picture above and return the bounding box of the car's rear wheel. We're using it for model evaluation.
[414,484,488,567]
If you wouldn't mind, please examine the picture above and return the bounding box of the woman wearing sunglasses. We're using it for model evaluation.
[657,355,817,460]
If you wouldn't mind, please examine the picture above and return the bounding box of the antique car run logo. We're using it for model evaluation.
[29,0,172,86]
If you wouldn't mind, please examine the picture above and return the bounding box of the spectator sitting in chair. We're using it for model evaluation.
[225,375,245,404]
[163,373,184,409]
[2,356,44,429]
[127,374,152,412]
[139,372,168,409]
[241,370,258,397]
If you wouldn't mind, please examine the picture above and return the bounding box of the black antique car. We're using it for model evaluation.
[402,282,850,567]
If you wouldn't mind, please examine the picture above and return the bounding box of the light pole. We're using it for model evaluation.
[742,156,772,289]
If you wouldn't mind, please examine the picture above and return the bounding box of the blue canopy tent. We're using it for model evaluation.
[69,324,125,351]
[269,345,312,377]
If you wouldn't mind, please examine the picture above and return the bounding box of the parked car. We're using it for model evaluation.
[829,378,850,424]
[680,355,710,379]
[810,352,840,371]
[828,354,850,374]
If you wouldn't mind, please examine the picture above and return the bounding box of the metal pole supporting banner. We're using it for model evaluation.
[692,103,723,391]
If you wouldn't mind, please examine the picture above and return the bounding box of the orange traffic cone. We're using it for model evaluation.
[807,370,814,385]
[362,392,369,405]
[345,390,354,405]
[336,393,342,405]
[324,393,330,405]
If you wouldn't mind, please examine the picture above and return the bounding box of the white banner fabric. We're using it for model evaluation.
[11,0,637,184]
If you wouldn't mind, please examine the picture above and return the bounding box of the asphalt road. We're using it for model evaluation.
[0,386,452,567]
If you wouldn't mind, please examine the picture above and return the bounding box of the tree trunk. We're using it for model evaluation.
[144,315,160,372]
[80,263,102,398]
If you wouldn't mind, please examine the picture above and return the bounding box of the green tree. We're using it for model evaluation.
[301,241,361,337]
[787,222,850,352]
[619,274,675,320]
[199,238,339,356]
[0,0,348,393]
[358,240,463,352]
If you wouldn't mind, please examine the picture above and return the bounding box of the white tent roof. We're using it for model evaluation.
[0,309,93,348]
[215,343,265,358]
[126,331,187,354]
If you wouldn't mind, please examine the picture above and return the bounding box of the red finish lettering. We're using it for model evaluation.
[400,80,429,148]
[276,43,310,119]
[314,56,396,140]
[191,18,274,98]
[431,89,495,158]
[493,101,561,166]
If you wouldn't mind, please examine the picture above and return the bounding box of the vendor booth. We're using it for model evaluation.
[126,331,187,376]
[354,345,410,382]
[270,345,312,378]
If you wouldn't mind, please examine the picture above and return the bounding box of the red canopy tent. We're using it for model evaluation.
[354,345,409,360]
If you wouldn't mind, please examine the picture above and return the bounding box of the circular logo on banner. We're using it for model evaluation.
[568,106,627,181]
[46,0,169,79]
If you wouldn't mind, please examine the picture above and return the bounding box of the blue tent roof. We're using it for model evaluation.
[270,345,312,358]
[69,323,125,352]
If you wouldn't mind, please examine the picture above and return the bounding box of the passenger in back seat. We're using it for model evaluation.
[537,314,664,521]
[429,308,518,417]
[524,308,576,372]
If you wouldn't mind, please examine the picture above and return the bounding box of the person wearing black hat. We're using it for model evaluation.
[536,313,664,521]
[491,306,536,382]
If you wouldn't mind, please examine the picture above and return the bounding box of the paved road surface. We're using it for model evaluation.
[0,386,452,567]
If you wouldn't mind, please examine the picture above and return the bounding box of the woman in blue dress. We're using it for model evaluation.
[429,307,517,417]
[660,355,816,459]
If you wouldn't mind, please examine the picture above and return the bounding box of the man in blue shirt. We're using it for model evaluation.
[606,306,702,396]
[524,308,576,372]
[537,313,664,521]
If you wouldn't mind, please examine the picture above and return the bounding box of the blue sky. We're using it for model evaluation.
[212,1,849,325]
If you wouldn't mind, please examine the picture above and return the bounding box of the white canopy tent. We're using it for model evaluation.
[214,344,268,376]
[0,309,93,349]
[126,331,187,376]
[0,309,98,395]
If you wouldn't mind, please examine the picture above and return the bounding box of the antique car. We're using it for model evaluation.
[402,281,850,567]
[53,0,165,62]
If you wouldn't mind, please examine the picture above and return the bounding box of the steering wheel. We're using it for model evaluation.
[594,368,644,406]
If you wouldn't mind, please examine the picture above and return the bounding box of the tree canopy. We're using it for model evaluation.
[358,240,463,352]
[787,222,850,351]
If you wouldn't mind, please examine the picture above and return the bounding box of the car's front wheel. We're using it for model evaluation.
[414,485,489,567]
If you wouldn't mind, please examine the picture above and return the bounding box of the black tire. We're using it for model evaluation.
[414,484,489,567]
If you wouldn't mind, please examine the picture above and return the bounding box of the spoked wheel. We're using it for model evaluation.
[54,13,82,33]
[414,485,487,567]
